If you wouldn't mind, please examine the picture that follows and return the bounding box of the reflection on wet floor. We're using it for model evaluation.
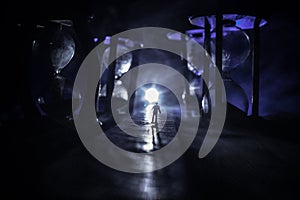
[6,105,300,199]
[103,105,177,153]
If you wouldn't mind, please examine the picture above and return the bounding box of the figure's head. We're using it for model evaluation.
[155,102,158,105]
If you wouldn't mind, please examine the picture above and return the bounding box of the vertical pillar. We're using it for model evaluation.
[202,17,212,115]
[252,17,261,117]
[215,14,224,105]
[204,17,211,55]
[106,37,117,105]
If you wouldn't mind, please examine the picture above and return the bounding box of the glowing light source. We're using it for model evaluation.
[145,88,159,103]
[93,37,99,43]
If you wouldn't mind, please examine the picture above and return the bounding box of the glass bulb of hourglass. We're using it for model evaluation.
[210,28,250,112]
[102,44,133,79]
[185,30,206,76]
[211,27,251,72]
[33,29,76,118]
[50,30,75,75]
[224,78,249,113]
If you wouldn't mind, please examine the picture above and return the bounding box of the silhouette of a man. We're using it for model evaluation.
[151,102,161,124]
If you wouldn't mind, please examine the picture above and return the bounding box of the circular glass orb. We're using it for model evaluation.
[167,30,207,77]
[185,29,206,76]
[36,75,74,117]
[50,30,75,75]
[210,27,251,72]
[102,44,133,79]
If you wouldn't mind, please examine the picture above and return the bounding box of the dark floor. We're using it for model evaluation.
[3,105,300,199]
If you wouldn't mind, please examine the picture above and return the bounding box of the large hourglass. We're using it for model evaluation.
[96,36,135,117]
[33,20,76,118]
[166,30,211,117]
[188,14,267,115]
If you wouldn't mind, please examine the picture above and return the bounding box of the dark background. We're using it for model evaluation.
[2,0,300,120]
[2,0,300,199]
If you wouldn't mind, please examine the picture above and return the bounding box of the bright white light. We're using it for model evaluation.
[145,88,159,103]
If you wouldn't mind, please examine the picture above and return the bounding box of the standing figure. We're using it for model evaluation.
[151,102,161,124]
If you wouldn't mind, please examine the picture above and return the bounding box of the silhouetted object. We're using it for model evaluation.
[31,21,76,119]
[188,14,267,116]
[151,102,161,124]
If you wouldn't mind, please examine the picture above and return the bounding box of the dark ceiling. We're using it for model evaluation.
[5,0,297,27]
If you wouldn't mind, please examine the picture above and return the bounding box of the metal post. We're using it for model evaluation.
[204,17,211,55]
[252,17,261,117]
[215,14,223,105]
[202,17,212,115]
[106,36,117,113]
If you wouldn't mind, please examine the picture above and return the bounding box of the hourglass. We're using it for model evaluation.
[166,29,211,116]
[188,14,267,115]
[33,20,76,118]
[96,36,135,116]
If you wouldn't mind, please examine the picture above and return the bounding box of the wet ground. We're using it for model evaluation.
[3,104,300,199]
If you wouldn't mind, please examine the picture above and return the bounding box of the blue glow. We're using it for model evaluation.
[189,14,268,30]
[93,37,99,43]
[104,36,111,45]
